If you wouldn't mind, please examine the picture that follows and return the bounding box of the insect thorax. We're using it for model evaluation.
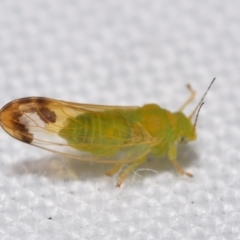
[139,104,196,155]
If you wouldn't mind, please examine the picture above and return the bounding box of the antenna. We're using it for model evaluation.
[193,102,204,130]
[189,78,216,120]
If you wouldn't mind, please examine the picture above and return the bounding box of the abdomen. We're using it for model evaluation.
[58,110,134,156]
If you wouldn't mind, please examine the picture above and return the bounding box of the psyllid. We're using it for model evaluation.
[0,79,215,186]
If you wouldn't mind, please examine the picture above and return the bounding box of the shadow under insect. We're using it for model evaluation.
[10,144,198,184]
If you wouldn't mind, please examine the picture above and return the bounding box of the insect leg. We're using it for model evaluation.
[105,163,122,176]
[168,144,193,178]
[178,84,196,112]
[116,156,147,187]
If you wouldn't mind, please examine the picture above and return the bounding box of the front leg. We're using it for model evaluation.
[168,144,193,178]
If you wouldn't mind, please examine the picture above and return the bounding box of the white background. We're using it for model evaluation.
[0,1,239,239]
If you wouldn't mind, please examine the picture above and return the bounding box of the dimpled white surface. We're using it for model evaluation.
[0,1,239,240]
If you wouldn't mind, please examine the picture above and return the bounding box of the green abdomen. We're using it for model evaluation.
[58,111,133,155]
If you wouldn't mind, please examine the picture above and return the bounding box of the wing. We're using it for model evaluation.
[0,97,156,164]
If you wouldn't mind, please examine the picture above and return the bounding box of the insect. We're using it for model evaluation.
[0,79,215,186]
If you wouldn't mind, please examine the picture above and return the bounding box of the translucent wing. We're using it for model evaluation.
[0,97,156,164]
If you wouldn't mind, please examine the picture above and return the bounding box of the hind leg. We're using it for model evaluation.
[105,156,147,187]
[115,156,147,187]
[105,163,122,177]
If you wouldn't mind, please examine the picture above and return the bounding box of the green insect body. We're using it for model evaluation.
[58,102,197,186]
[59,104,195,157]
[58,109,139,155]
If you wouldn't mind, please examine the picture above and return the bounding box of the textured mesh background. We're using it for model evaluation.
[0,1,240,240]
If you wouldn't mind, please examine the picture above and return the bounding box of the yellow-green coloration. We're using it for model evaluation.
[58,102,197,186]
[0,79,215,186]
[58,104,196,160]
[58,109,143,155]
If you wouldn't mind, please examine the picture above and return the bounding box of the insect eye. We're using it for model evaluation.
[180,137,187,144]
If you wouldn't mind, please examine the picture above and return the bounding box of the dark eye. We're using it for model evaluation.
[180,137,187,144]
